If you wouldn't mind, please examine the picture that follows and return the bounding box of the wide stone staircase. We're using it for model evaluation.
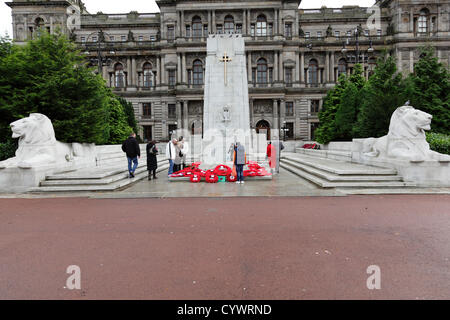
[29,145,169,193]
[280,152,416,189]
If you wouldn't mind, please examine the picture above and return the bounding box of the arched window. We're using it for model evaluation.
[308,59,318,85]
[143,62,153,88]
[338,58,347,77]
[257,58,268,85]
[192,16,203,38]
[224,15,235,33]
[418,9,429,33]
[193,60,203,86]
[35,17,45,29]
[256,15,267,37]
[115,63,125,88]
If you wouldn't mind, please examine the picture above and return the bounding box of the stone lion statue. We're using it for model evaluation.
[362,104,450,162]
[0,113,95,169]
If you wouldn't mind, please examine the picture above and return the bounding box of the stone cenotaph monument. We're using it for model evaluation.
[202,34,252,165]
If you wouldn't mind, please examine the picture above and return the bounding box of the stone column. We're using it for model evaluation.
[300,52,305,83]
[280,99,286,131]
[247,10,251,34]
[182,53,187,83]
[274,9,278,35]
[278,9,282,36]
[247,51,252,84]
[212,10,216,33]
[278,52,283,82]
[177,54,182,83]
[295,52,300,83]
[325,52,329,83]
[183,100,189,130]
[249,98,254,126]
[156,56,161,86]
[131,57,137,86]
[243,10,247,35]
[181,11,185,37]
[274,51,279,82]
[330,51,335,83]
[176,101,182,129]
[126,57,131,87]
[161,55,166,84]
[273,100,279,130]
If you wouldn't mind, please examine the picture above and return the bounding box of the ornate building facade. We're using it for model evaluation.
[6,0,450,141]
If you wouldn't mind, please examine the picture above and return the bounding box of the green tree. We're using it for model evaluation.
[117,96,138,135]
[334,64,365,140]
[107,97,133,144]
[354,53,407,138]
[0,32,111,145]
[405,46,450,134]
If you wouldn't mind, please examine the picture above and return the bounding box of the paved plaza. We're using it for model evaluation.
[0,194,449,299]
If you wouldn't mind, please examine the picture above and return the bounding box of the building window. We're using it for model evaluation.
[268,23,273,36]
[286,102,294,117]
[256,58,268,85]
[286,122,294,139]
[317,31,322,39]
[256,15,267,36]
[193,59,204,86]
[204,25,208,36]
[224,15,235,33]
[138,35,143,42]
[347,30,352,37]
[192,16,202,37]
[216,24,223,34]
[338,58,347,77]
[334,31,340,38]
[377,29,382,38]
[92,36,98,42]
[81,36,86,43]
[186,25,191,37]
[364,29,369,37]
[305,32,310,38]
[311,100,320,114]
[143,62,153,87]
[236,24,242,34]
[115,63,125,88]
[285,68,293,87]
[109,36,115,41]
[252,68,256,84]
[143,103,152,117]
[418,9,428,33]
[269,68,273,84]
[168,70,176,87]
[308,59,318,85]
[285,23,292,38]
[150,35,156,41]
[168,104,176,119]
[143,126,152,142]
[310,123,320,140]
[167,25,175,40]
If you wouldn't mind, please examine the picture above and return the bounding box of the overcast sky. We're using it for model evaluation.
[0,0,376,38]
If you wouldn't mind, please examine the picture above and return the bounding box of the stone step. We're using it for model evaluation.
[282,154,397,175]
[281,158,403,182]
[280,162,416,188]
[30,164,170,192]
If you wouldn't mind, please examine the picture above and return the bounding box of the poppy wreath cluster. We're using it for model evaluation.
[170,162,271,183]
[244,161,271,177]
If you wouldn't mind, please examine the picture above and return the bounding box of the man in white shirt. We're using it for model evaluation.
[165,138,178,176]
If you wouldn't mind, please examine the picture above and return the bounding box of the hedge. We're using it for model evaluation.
[426,132,450,155]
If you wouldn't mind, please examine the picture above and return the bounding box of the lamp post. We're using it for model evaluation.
[83,30,115,74]
[341,26,374,65]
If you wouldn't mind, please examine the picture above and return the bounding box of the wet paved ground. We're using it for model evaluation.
[0,195,449,299]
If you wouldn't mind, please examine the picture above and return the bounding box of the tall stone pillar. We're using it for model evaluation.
[300,52,305,83]
[131,57,137,86]
[183,100,189,130]
[243,10,247,35]
[177,54,182,83]
[295,52,300,83]
[176,101,182,130]
[247,10,251,35]
[127,57,131,86]
[249,98,254,126]
[156,56,161,86]
[274,9,278,35]
[280,99,286,131]
[278,52,283,82]
[212,10,216,33]
[161,55,166,84]
[325,52,329,83]
[274,51,279,81]
[247,51,252,84]
[273,100,279,130]
[182,53,187,83]
[181,11,185,37]
[278,9,282,36]
[330,51,335,83]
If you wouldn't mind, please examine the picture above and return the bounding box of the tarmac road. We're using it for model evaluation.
[0,195,449,300]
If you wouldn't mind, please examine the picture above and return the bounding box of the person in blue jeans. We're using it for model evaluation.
[121,133,141,178]
[165,138,178,177]
[234,142,246,184]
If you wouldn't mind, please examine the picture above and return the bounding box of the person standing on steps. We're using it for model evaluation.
[146,140,158,181]
[178,136,190,169]
[122,133,141,179]
[165,138,178,177]
[234,142,247,184]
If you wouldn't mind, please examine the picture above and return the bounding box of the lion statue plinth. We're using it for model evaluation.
[362,104,450,162]
[0,113,95,169]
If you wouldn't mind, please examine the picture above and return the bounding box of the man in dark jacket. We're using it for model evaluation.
[122,133,141,178]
